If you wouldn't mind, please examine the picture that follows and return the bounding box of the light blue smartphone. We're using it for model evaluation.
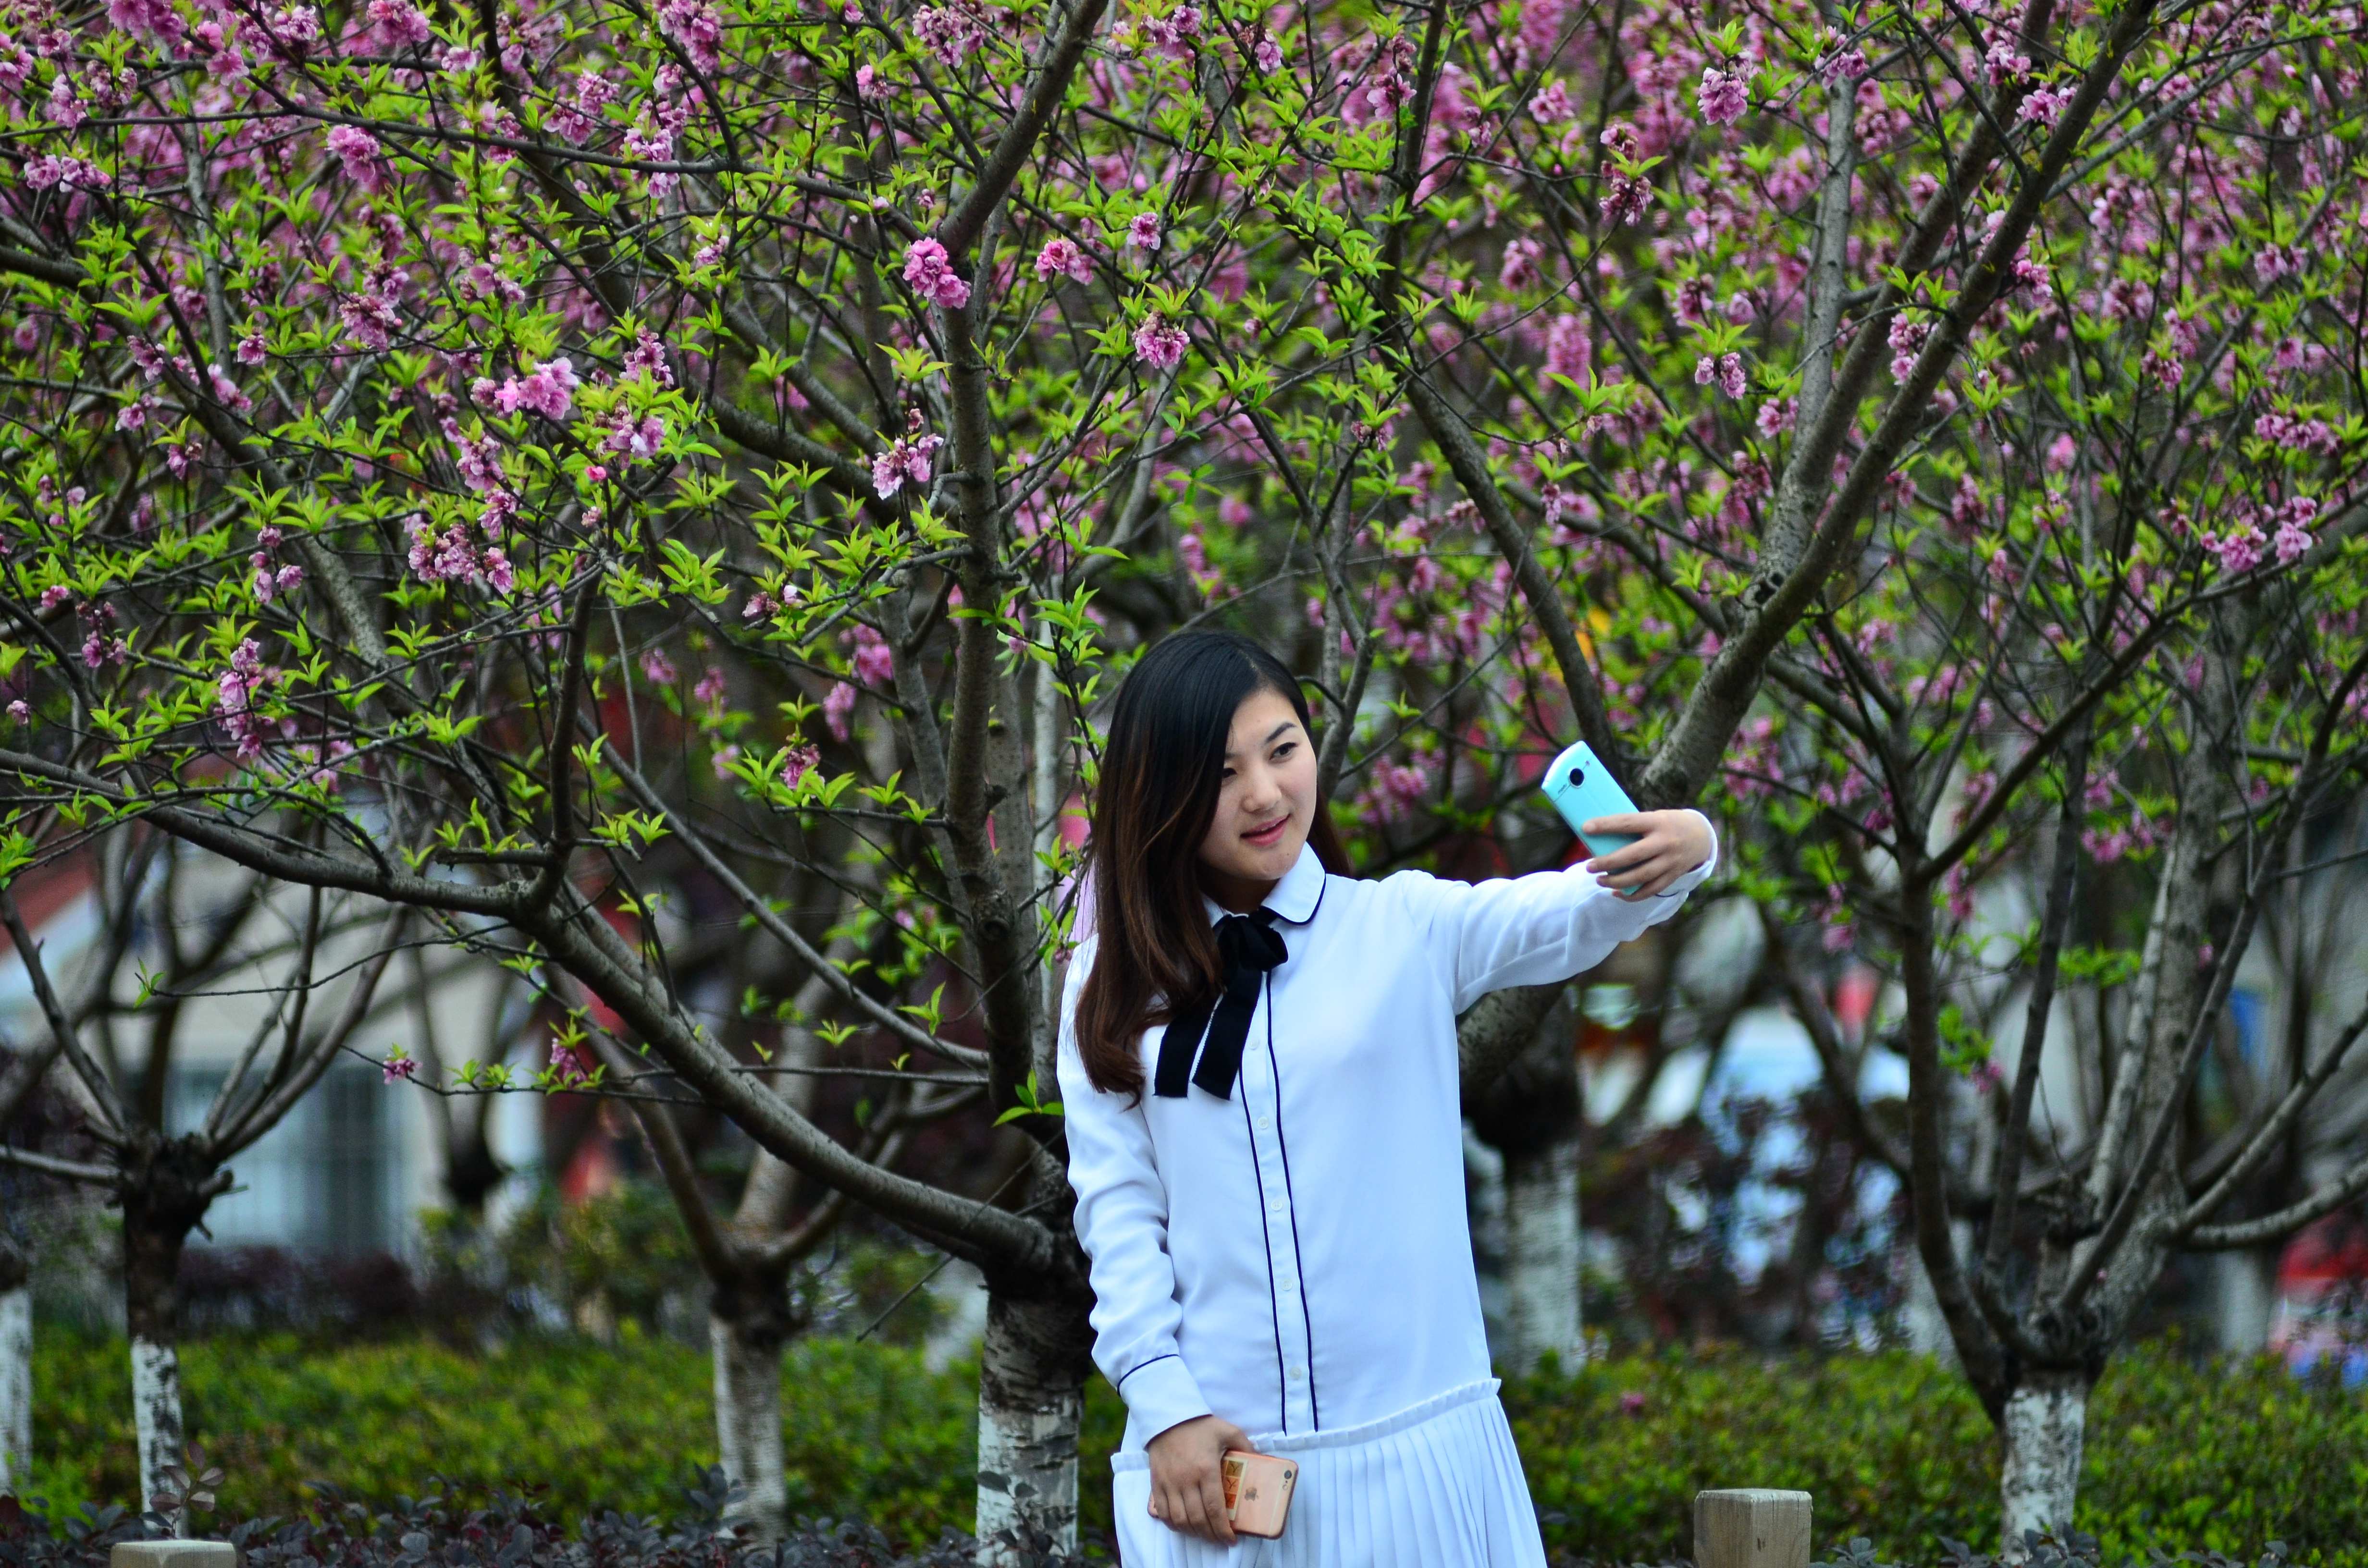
[1540,740,1642,863]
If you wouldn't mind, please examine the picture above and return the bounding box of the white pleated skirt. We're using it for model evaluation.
[1107,1379,1548,1567]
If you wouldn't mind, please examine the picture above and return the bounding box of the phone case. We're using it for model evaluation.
[1221,1450,1297,1539]
[1540,740,1643,861]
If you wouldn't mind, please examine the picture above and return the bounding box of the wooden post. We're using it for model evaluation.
[1695,1488,1812,1568]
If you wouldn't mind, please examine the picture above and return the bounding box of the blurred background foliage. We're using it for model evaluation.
[17,1327,2367,1563]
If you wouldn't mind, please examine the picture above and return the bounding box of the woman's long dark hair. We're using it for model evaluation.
[1073,630,1352,1096]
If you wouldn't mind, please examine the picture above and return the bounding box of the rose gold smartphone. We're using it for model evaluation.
[1221,1449,1298,1539]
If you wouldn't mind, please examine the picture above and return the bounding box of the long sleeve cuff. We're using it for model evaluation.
[1115,1353,1213,1443]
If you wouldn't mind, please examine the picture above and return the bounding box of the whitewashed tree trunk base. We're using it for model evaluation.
[710,1312,789,1543]
[974,1281,1091,1565]
[0,1286,30,1494]
[1503,1136,1584,1374]
[2000,1372,2088,1560]
[976,1399,1079,1565]
[2210,1249,2277,1356]
[131,1336,185,1532]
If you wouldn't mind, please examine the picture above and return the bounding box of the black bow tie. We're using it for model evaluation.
[1155,908,1288,1099]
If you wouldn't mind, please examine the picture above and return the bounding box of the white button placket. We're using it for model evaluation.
[1241,978,1317,1433]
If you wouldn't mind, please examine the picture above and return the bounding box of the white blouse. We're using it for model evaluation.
[1057,819,1717,1451]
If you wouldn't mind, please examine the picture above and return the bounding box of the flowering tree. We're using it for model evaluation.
[0,836,410,1527]
[5,0,2367,1548]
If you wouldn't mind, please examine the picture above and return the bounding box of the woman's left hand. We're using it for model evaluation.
[1579,809,1713,899]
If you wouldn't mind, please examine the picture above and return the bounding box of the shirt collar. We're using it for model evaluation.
[1202,841,1328,927]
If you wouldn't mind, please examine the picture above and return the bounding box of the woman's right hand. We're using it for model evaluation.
[1145,1413,1252,1545]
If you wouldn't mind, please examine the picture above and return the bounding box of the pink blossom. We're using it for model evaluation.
[1530,80,1573,123]
[1499,239,1542,291]
[1127,212,1163,252]
[2019,85,2070,129]
[1133,313,1189,370]
[1694,354,1745,400]
[603,413,667,463]
[657,0,723,70]
[108,0,181,40]
[490,357,579,420]
[2272,498,2316,564]
[780,741,820,786]
[694,666,728,707]
[325,123,386,190]
[1755,397,1798,438]
[339,289,401,351]
[871,431,944,498]
[1035,237,1093,283]
[2208,520,2266,576]
[6,701,27,726]
[1696,67,1748,127]
[822,681,858,740]
[902,238,972,310]
[640,648,678,686]
[1252,34,1281,73]
[1817,41,1868,86]
[849,624,895,685]
[910,3,983,63]
[621,328,674,386]
[1986,41,2031,86]
[215,638,274,762]
[368,0,432,47]
[1543,314,1591,389]
[1601,171,1652,227]
[382,1052,418,1084]
[236,331,268,366]
[1887,316,1929,380]
[24,155,111,192]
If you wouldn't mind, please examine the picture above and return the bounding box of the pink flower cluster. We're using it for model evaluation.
[1035,237,1093,283]
[910,3,983,66]
[902,239,971,310]
[602,412,667,465]
[872,431,943,499]
[1696,67,1747,126]
[325,124,386,191]
[250,525,305,604]
[215,638,276,762]
[368,0,432,47]
[657,0,723,70]
[780,742,820,788]
[24,156,112,192]
[406,512,516,593]
[1693,352,1745,400]
[1127,212,1163,252]
[849,624,895,685]
[1134,313,1188,370]
[474,357,579,420]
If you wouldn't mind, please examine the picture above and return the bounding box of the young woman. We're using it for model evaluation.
[1058,630,1715,1566]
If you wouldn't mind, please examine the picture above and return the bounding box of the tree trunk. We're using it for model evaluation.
[1999,1368,2090,1559]
[121,1139,217,1531]
[709,1259,795,1543]
[0,1235,28,1495]
[2210,1247,2278,1357]
[1501,1136,1584,1374]
[974,1265,1094,1563]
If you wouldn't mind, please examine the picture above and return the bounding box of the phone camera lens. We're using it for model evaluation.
[1568,767,1585,786]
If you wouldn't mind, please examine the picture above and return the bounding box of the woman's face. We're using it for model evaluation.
[1195,686,1318,897]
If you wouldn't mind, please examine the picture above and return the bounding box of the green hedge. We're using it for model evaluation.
[21,1330,2368,1563]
